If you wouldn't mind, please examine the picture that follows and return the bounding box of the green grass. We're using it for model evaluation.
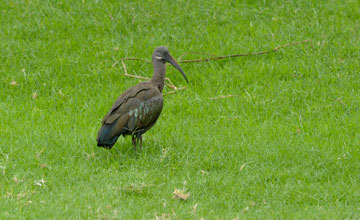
[1,0,360,219]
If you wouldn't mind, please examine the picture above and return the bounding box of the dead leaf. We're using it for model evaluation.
[160,148,168,162]
[32,92,38,99]
[59,90,64,97]
[86,152,96,160]
[200,170,208,175]
[154,212,174,220]
[10,80,17,86]
[12,176,19,184]
[17,191,27,199]
[108,13,114,20]
[240,161,253,171]
[192,203,198,214]
[336,97,346,106]
[36,147,46,159]
[34,179,46,187]
[5,192,12,199]
[240,163,246,171]
[172,188,189,201]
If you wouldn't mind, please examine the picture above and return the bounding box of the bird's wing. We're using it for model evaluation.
[101,82,158,124]
[129,90,163,132]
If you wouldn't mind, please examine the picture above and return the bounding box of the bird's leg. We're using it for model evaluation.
[138,136,143,149]
[132,135,137,151]
[135,132,143,150]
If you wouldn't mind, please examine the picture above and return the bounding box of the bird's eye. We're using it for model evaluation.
[155,56,163,60]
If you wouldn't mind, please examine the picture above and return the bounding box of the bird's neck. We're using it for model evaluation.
[150,60,166,93]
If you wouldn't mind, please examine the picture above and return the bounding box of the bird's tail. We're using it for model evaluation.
[96,123,120,149]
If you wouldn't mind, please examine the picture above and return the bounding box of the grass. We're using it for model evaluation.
[1,0,360,219]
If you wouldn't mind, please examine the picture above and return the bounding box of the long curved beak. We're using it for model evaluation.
[167,55,189,83]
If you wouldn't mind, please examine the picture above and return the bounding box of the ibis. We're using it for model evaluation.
[97,46,188,150]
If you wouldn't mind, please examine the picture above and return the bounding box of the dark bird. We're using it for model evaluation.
[97,46,188,150]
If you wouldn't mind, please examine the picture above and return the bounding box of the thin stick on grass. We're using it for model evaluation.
[180,39,312,63]
[164,87,187,96]
[121,60,150,80]
[115,40,310,96]
[164,77,177,90]
[114,40,311,66]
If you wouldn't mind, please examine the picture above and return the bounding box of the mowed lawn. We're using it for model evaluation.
[1,0,359,219]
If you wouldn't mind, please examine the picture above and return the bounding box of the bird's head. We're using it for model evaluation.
[153,46,188,83]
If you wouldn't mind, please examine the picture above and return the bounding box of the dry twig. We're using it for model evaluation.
[164,87,187,96]
[180,39,312,63]
[121,60,150,80]
[114,40,311,66]
[123,73,149,81]
[112,40,311,96]
[164,77,177,90]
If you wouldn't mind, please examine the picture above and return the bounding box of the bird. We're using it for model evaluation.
[97,46,188,150]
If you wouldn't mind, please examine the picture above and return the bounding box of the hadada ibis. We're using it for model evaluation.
[97,46,188,150]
